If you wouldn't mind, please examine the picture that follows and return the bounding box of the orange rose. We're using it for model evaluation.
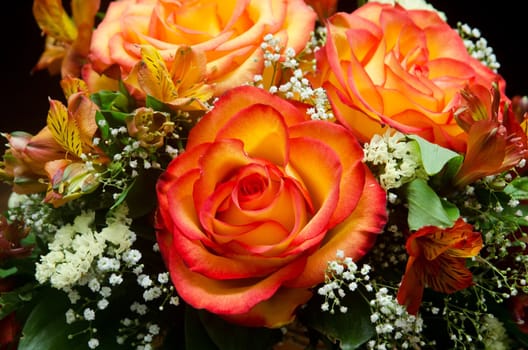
[312,2,507,152]
[88,0,317,96]
[155,86,387,327]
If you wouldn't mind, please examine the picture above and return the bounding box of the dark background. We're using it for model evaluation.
[0,1,526,136]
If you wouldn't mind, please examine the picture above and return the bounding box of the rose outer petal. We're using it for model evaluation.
[286,172,387,288]
[157,231,308,316]
[187,86,308,147]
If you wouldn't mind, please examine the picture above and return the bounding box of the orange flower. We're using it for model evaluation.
[312,2,507,153]
[452,85,528,188]
[1,128,65,194]
[155,86,387,327]
[123,45,214,111]
[88,0,317,96]
[1,77,107,204]
[125,107,175,150]
[397,218,483,315]
[32,0,101,77]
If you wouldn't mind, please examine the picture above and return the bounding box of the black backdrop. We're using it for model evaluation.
[0,1,525,139]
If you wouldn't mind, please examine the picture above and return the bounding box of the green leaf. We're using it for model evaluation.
[300,291,374,349]
[95,110,110,140]
[407,135,461,176]
[17,288,88,350]
[0,283,37,319]
[504,176,528,200]
[90,89,132,112]
[124,168,161,218]
[109,177,135,212]
[145,95,174,114]
[405,178,459,231]
[0,266,17,278]
[198,309,282,350]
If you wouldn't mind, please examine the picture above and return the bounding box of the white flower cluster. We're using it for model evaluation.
[318,250,372,314]
[34,204,179,349]
[319,251,430,349]
[254,34,334,121]
[363,130,428,190]
[7,192,62,239]
[366,288,428,350]
[35,205,135,290]
[457,22,500,72]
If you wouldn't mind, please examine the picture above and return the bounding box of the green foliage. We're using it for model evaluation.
[504,176,528,200]
[405,178,459,231]
[90,82,134,113]
[17,288,88,350]
[0,283,37,319]
[184,306,282,350]
[299,291,374,349]
[407,134,462,176]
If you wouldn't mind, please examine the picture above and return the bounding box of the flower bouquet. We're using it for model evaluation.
[1,0,528,349]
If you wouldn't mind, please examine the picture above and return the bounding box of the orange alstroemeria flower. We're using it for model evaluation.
[1,77,107,206]
[397,218,483,315]
[32,0,101,78]
[1,128,65,194]
[123,45,214,111]
[155,85,387,328]
[452,85,528,188]
[312,2,507,153]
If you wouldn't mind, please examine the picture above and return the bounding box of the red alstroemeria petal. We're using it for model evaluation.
[422,254,475,294]
[396,256,424,315]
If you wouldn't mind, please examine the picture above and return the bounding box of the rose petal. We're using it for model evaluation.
[187,86,307,147]
[158,242,307,314]
[286,172,387,287]
[216,104,289,166]
[289,120,365,226]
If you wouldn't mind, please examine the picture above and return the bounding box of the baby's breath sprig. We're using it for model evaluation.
[253,34,334,121]
[456,22,500,72]
[28,204,179,349]
[439,291,511,350]
[318,251,432,349]
[450,169,528,302]
[363,130,429,191]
